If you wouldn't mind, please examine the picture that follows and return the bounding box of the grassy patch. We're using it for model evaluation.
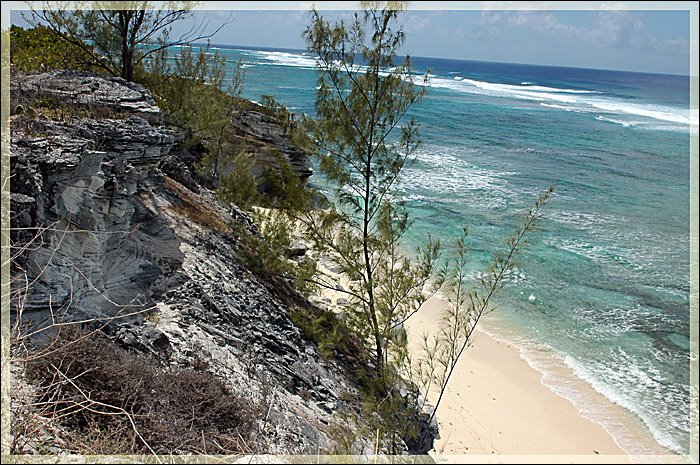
[11,89,131,129]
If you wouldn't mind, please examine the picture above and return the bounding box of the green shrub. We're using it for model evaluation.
[217,150,260,212]
[289,306,370,382]
[232,208,317,295]
[10,25,101,73]
[141,43,245,182]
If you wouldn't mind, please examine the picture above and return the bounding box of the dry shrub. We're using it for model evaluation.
[163,175,232,234]
[24,330,260,455]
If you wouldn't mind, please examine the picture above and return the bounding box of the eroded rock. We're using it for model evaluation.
[230,105,313,181]
[9,70,366,455]
[11,70,163,123]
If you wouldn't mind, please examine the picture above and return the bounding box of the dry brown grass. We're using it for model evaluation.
[18,330,261,455]
[163,175,232,234]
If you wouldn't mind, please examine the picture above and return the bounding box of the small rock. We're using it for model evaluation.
[230,204,259,235]
[287,242,308,257]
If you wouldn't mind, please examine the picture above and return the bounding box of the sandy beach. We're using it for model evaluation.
[403,296,688,464]
[303,229,680,463]
[403,296,625,461]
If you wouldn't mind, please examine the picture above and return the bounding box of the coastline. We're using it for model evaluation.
[476,314,678,458]
[300,222,683,461]
[403,295,682,462]
[403,296,627,459]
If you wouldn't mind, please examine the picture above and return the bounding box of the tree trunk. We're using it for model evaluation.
[118,11,134,81]
[123,56,134,81]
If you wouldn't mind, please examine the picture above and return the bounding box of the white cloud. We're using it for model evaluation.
[405,14,432,32]
[509,10,583,35]
[475,9,682,52]
[481,1,562,10]
[480,10,506,26]
[599,2,631,11]
[663,38,689,48]
[590,10,651,48]
[474,10,582,42]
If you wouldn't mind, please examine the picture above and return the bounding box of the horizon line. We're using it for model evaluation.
[190,40,693,79]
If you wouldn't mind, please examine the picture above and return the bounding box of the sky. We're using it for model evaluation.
[6,2,696,75]
[164,3,694,75]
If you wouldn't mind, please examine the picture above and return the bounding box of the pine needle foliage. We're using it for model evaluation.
[300,2,442,398]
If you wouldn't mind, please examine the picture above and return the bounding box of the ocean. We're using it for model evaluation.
[188,44,694,455]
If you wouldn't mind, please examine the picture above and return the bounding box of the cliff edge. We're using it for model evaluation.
[8,70,367,455]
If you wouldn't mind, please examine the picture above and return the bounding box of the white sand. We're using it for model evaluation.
[402,296,689,463]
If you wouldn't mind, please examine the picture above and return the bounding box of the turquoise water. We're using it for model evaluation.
[189,44,693,454]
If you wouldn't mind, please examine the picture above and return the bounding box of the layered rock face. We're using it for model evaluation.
[230,105,313,181]
[11,70,163,123]
[9,71,360,454]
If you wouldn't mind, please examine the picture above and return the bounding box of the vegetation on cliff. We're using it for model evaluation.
[26,2,227,82]
[9,25,100,73]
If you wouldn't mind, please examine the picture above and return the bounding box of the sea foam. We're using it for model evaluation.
[562,350,690,455]
[241,49,695,133]
[479,320,688,456]
[246,49,319,69]
[596,115,637,128]
[422,75,693,132]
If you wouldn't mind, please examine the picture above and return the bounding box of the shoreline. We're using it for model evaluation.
[403,295,681,461]
[475,316,677,458]
[295,221,683,460]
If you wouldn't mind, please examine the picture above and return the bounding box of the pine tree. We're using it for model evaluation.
[300,2,442,397]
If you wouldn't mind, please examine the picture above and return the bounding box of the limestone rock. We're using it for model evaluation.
[230,105,313,181]
[11,70,163,123]
[288,241,309,257]
[230,203,260,236]
[9,70,369,455]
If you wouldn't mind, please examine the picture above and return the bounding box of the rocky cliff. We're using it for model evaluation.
[230,104,313,181]
[8,70,366,454]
